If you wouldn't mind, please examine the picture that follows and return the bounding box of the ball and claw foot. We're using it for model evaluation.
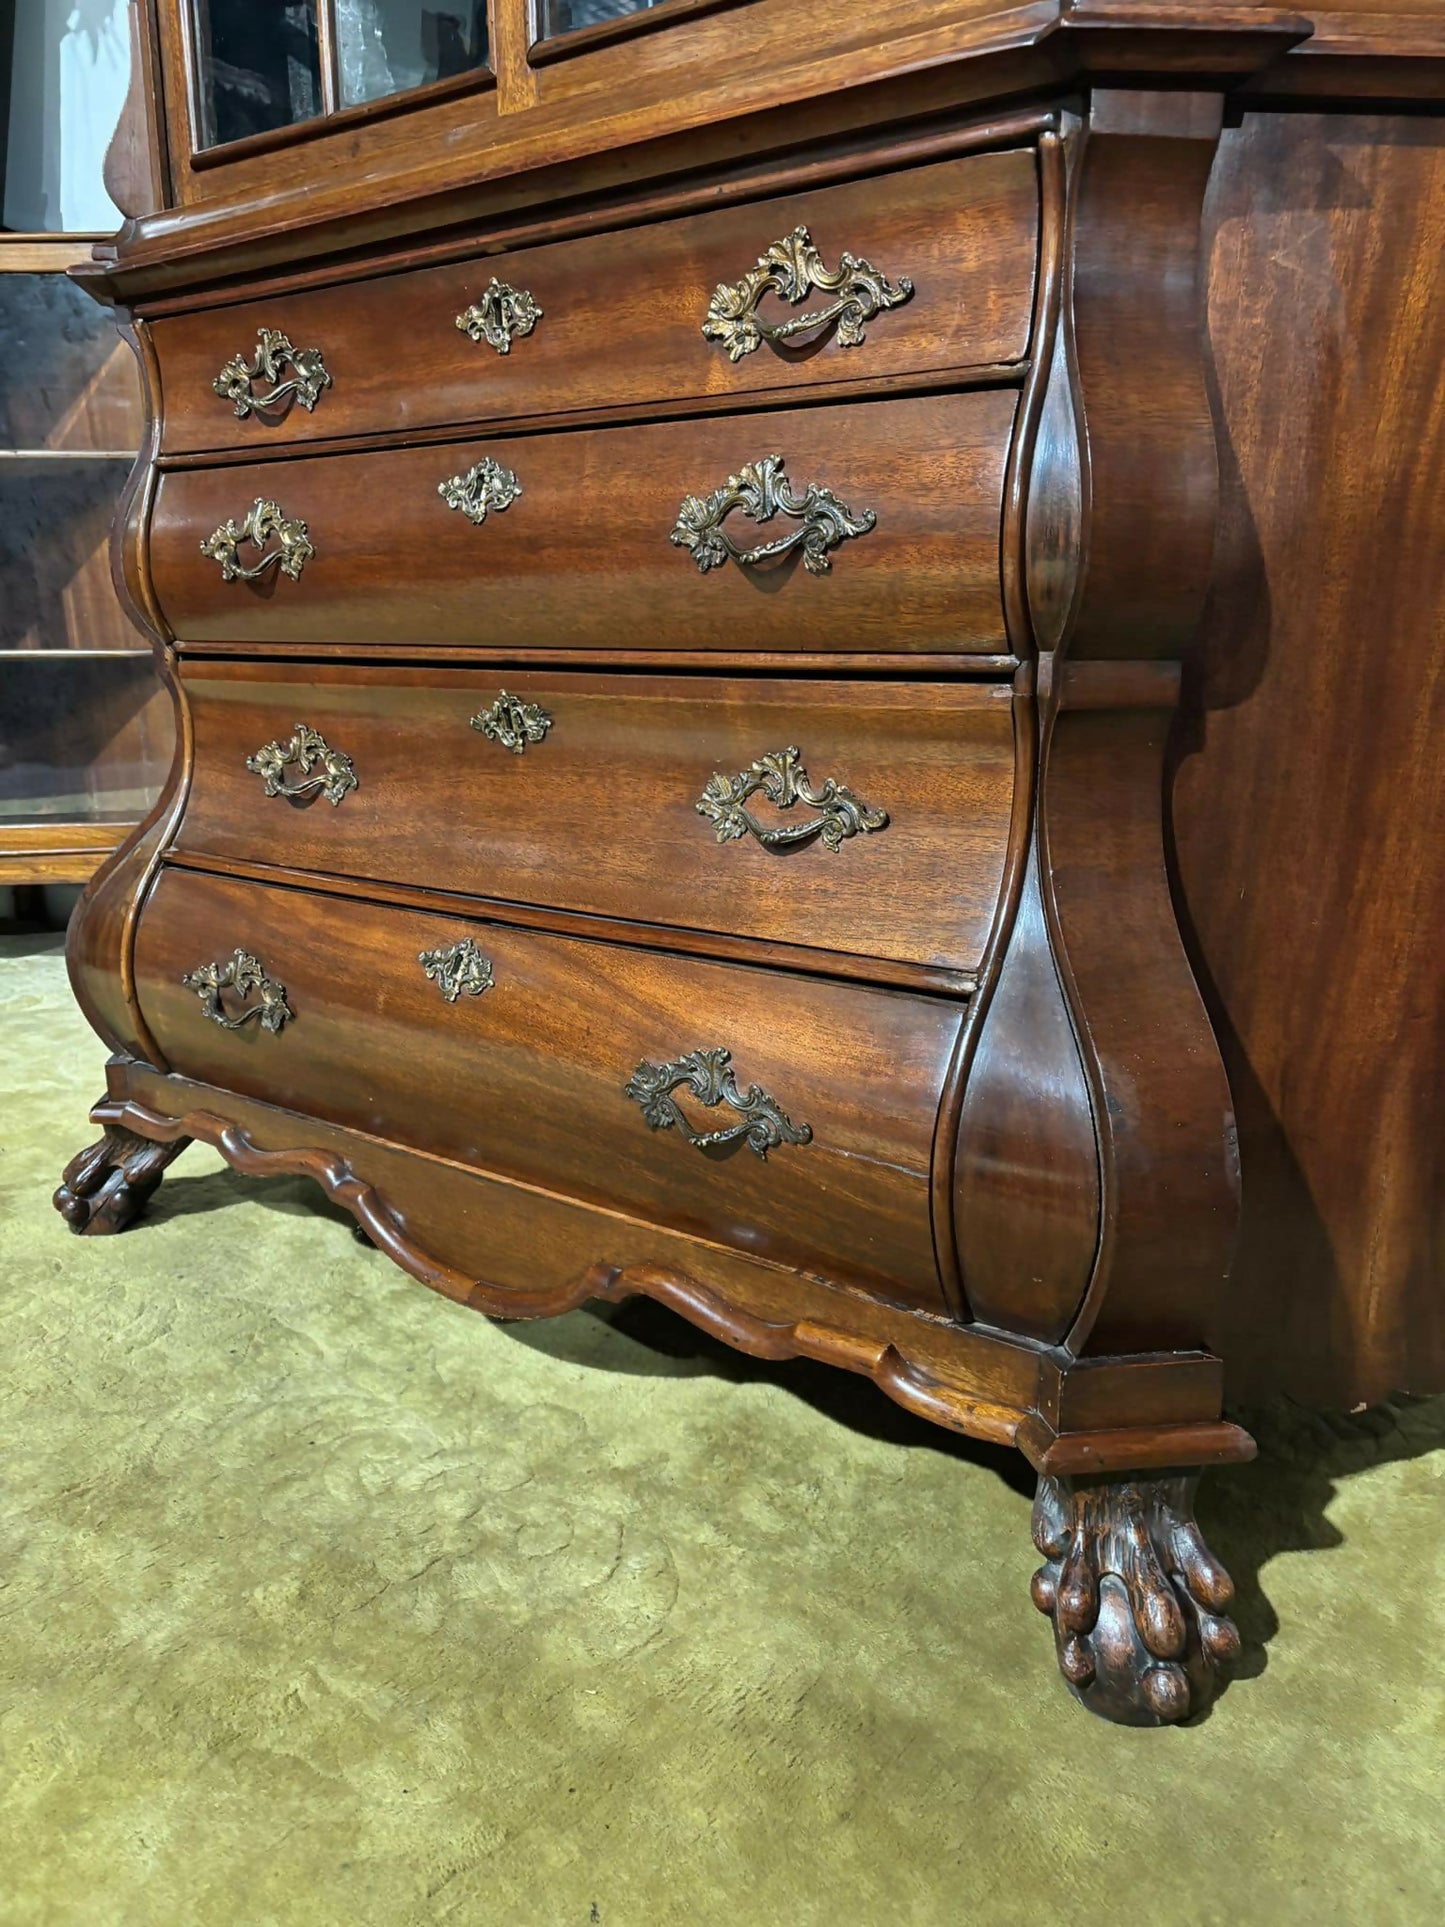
[1030,1470,1242,1725]
[53,1123,191,1235]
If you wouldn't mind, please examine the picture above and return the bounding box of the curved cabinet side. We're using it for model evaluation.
[1044,99,1239,1354]
[66,315,185,1072]
[954,98,1241,1360]
[954,835,1101,1341]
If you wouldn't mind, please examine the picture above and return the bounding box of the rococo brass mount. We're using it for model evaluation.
[181,951,293,1033]
[671,455,875,576]
[702,225,913,362]
[695,746,888,852]
[245,724,358,806]
[470,692,553,754]
[624,1047,813,1159]
[418,937,495,1002]
[212,328,332,418]
[200,498,314,583]
[456,279,544,354]
[439,458,522,524]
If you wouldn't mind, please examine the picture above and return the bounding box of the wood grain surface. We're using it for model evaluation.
[1176,109,1445,1401]
[148,391,1015,652]
[173,663,1015,972]
[132,864,964,1310]
[150,147,1038,454]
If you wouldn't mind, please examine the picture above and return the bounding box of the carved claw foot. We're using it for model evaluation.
[53,1124,191,1235]
[1030,1470,1241,1725]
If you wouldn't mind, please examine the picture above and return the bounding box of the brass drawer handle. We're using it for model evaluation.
[201,498,313,583]
[696,746,887,853]
[703,225,913,363]
[624,1047,812,1160]
[245,724,357,807]
[470,691,552,754]
[456,279,543,354]
[671,455,874,577]
[181,949,293,1033]
[439,457,522,524]
[212,328,332,418]
[418,937,494,1002]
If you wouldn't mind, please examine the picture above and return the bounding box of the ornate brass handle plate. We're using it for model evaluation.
[456,279,543,354]
[181,950,293,1033]
[671,456,874,577]
[418,937,494,1002]
[702,225,913,363]
[212,328,332,417]
[470,691,552,754]
[245,724,357,806]
[439,458,522,524]
[624,1047,812,1160]
[696,746,887,853]
[200,498,314,583]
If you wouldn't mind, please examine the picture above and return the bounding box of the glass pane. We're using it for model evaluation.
[535,0,666,39]
[0,457,137,653]
[0,658,172,825]
[0,274,142,452]
[2,0,130,231]
[336,1,489,109]
[191,0,323,150]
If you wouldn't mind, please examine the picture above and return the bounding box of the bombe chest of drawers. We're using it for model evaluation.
[56,1,1444,1726]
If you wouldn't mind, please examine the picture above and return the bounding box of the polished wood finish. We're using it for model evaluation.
[132,863,962,1310]
[148,391,1016,652]
[1176,107,1445,1405]
[151,147,1039,454]
[56,0,1443,1726]
[0,823,128,884]
[80,1063,1246,1452]
[174,664,1015,972]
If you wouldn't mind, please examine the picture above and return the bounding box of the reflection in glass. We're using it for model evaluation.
[536,0,667,41]
[0,275,143,452]
[0,656,173,824]
[335,1,490,108]
[191,0,323,150]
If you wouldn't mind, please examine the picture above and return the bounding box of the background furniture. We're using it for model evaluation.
[0,0,172,891]
[53,0,1444,1726]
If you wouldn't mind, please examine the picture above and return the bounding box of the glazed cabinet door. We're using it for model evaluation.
[184,0,492,152]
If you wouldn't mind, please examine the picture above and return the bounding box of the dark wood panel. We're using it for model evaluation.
[151,146,1038,453]
[132,865,962,1310]
[148,391,1015,652]
[174,664,1016,971]
[1175,109,1445,1403]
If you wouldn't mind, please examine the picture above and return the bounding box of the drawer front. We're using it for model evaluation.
[174,667,1015,974]
[134,868,961,1310]
[151,149,1039,454]
[150,392,1014,654]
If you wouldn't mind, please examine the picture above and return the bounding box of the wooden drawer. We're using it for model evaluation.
[149,391,1014,654]
[133,867,961,1311]
[174,664,1016,975]
[149,149,1039,454]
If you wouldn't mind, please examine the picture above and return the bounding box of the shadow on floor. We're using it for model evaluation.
[125,1160,1445,1716]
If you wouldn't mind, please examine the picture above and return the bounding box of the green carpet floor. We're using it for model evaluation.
[2,932,1441,1926]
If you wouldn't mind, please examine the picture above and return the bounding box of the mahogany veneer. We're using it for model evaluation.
[57,0,1443,1727]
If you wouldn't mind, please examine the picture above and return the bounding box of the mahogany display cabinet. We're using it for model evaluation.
[54,0,1444,1724]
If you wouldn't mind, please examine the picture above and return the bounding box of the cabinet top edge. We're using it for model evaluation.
[78,2,1442,306]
